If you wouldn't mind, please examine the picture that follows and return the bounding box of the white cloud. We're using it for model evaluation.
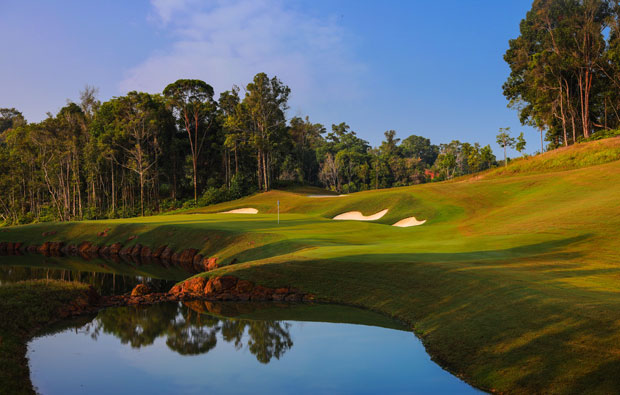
[121,0,365,116]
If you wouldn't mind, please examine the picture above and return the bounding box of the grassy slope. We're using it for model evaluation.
[0,280,90,395]
[2,137,620,393]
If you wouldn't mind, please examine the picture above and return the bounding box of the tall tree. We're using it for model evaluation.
[516,132,527,155]
[497,127,516,167]
[504,0,614,146]
[241,73,290,191]
[163,79,216,202]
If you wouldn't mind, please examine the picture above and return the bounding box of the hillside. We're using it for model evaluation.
[2,137,620,393]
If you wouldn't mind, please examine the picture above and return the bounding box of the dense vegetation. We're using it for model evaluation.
[504,0,620,149]
[0,73,498,225]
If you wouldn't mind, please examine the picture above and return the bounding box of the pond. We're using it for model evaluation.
[0,254,189,295]
[1,255,480,393]
[28,302,480,394]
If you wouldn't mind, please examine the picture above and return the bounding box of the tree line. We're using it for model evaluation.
[504,0,620,149]
[0,73,497,224]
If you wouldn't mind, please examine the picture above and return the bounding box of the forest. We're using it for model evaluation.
[5,0,620,224]
[0,73,496,224]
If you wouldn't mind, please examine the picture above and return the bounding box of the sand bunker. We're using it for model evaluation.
[219,208,258,214]
[333,209,388,221]
[392,216,426,227]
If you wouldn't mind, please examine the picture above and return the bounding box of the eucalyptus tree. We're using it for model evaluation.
[516,132,527,155]
[288,116,325,183]
[504,0,615,145]
[497,127,516,167]
[115,92,164,216]
[240,73,290,191]
[163,79,217,202]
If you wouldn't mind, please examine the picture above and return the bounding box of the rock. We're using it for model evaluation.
[170,252,180,264]
[119,246,133,256]
[127,235,137,241]
[38,242,52,255]
[0,242,7,254]
[78,241,92,254]
[131,284,152,296]
[179,248,198,264]
[160,246,173,261]
[204,278,216,295]
[99,246,110,255]
[183,277,207,294]
[272,293,286,301]
[169,284,183,294]
[13,242,23,252]
[49,242,64,254]
[250,285,272,301]
[131,244,143,257]
[236,280,254,293]
[86,244,100,255]
[27,245,39,253]
[216,276,238,291]
[274,287,289,295]
[206,257,219,271]
[152,245,167,258]
[140,246,152,257]
[109,243,123,255]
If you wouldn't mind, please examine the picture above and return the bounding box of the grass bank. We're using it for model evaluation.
[2,137,620,393]
[0,280,92,394]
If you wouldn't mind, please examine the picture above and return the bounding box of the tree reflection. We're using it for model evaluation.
[0,265,175,295]
[89,302,293,363]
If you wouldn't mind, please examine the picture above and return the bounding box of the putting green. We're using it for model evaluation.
[2,137,620,393]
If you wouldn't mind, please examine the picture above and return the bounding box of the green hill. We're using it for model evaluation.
[2,137,620,393]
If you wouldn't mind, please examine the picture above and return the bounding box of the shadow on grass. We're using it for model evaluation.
[219,232,620,392]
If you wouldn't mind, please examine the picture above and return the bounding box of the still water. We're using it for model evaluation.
[0,254,188,294]
[28,302,479,394]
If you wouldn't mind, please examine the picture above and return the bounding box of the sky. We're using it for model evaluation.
[0,0,537,155]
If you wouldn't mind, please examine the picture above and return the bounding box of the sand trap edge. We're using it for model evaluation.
[333,209,389,221]
[218,208,259,214]
[392,217,426,227]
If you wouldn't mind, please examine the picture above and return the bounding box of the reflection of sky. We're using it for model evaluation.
[28,320,479,395]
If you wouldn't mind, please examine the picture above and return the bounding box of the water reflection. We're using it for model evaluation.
[82,302,293,363]
[0,254,191,295]
[0,265,175,295]
[29,302,480,394]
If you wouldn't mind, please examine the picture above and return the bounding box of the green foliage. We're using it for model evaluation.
[0,74,494,225]
[504,0,619,146]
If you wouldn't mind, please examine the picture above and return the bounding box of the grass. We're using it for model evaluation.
[0,280,91,395]
[2,137,620,393]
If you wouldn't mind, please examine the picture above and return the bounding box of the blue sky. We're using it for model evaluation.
[0,0,536,154]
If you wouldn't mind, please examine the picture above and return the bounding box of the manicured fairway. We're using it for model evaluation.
[2,137,620,393]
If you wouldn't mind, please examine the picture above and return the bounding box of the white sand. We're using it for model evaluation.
[219,208,258,214]
[333,209,388,221]
[392,217,426,227]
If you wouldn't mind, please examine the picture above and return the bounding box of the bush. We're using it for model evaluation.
[581,129,620,142]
